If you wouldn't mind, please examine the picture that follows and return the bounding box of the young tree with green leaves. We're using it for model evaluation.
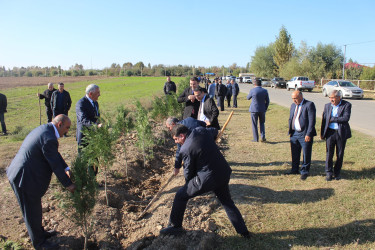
[81,115,118,206]
[134,101,154,168]
[58,154,97,250]
[114,106,134,180]
[273,26,294,74]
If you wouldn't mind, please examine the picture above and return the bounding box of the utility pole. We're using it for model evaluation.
[342,44,347,79]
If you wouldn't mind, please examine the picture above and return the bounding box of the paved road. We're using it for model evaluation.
[239,83,375,137]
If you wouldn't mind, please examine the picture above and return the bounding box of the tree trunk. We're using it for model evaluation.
[122,138,129,181]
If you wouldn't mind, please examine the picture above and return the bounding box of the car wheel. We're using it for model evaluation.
[308,89,312,92]
[322,89,327,97]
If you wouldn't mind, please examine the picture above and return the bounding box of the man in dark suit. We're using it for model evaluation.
[287,91,317,180]
[177,77,201,119]
[165,117,206,169]
[38,83,56,123]
[231,79,240,108]
[194,87,220,130]
[321,90,352,181]
[0,92,7,135]
[160,125,250,238]
[215,80,226,111]
[76,84,101,147]
[6,115,75,249]
[163,76,177,95]
[50,82,72,118]
[246,79,270,142]
[225,81,232,107]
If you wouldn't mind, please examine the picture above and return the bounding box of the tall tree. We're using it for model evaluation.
[250,44,276,78]
[273,26,294,74]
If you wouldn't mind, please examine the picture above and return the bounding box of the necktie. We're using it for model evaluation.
[93,101,99,116]
[292,105,298,130]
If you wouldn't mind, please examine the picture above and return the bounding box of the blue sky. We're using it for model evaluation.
[1,0,374,70]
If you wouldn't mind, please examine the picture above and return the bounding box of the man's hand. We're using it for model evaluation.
[173,168,180,176]
[67,184,76,193]
[205,120,211,126]
[37,93,40,97]
[97,123,103,128]
[188,95,196,102]
[305,135,311,142]
[65,170,71,178]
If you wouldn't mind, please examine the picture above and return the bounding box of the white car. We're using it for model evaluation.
[322,80,363,99]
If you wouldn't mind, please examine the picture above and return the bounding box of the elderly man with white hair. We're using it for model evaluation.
[75,84,101,147]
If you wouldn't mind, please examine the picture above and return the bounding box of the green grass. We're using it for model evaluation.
[0,76,184,144]
[213,94,375,249]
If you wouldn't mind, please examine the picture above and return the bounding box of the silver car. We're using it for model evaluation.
[322,80,364,99]
[261,78,271,87]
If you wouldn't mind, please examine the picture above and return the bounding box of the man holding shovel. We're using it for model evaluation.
[160,124,251,238]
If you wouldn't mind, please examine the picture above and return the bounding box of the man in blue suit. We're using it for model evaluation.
[287,91,316,180]
[321,90,351,181]
[7,115,75,249]
[76,84,101,147]
[246,79,270,142]
[231,79,240,108]
[160,125,250,238]
[165,117,206,170]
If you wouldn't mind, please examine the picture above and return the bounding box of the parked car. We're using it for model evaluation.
[271,77,286,88]
[243,76,252,84]
[261,78,271,87]
[322,80,364,99]
[236,77,243,83]
[286,76,315,91]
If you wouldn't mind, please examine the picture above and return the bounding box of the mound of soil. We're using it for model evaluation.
[0,121,225,249]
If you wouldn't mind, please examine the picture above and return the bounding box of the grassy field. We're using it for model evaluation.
[2,77,375,249]
[213,94,375,249]
[0,77,184,143]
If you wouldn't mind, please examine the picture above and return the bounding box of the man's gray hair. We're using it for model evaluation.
[48,82,53,87]
[166,117,179,126]
[85,84,100,94]
[330,90,342,98]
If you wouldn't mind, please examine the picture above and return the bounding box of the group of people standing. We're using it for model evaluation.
[245,79,352,181]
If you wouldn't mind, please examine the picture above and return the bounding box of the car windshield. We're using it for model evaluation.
[275,78,284,81]
[339,81,357,87]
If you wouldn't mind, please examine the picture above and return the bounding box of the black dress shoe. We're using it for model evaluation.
[335,175,341,180]
[326,174,333,181]
[44,230,57,239]
[284,170,299,175]
[160,226,185,236]
[36,239,60,250]
[260,138,266,142]
[241,231,252,239]
[300,174,308,180]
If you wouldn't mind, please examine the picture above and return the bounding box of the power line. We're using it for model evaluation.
[342,40,375,46]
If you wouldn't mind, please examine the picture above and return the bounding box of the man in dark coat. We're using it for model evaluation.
[76,84,101,146]
[215,80,227,111]
[165,117,206,169]
[0,92,7,135]
[50,82,72,117]
[225,81,232,107]
[194,87,220,130]
[246,79,270,142]
[231,79,240,108]
[160,125,250,238]
[177,77,201,119]
[286,91,316,180]
[321,90,352,181]
[38,82,56,123]
[163,76,177,95]
[6,115,75,249]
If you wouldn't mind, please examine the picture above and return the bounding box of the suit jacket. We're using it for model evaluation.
[321,100,352,140]
[198,95,220,130]
[247,86,270,113]
[178,87,200,119]
[226,84,232,97]
[180,127,231,188]
[51,90,72,113]
[0,93,7,113]
[163,81,176,95]
[76,96,100,145]
[288,99,317,137]
[6,123,72,197]
[39,88,56,107]
[232,83,240,96]
[215,83,226,97]
[174,117,206,169]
